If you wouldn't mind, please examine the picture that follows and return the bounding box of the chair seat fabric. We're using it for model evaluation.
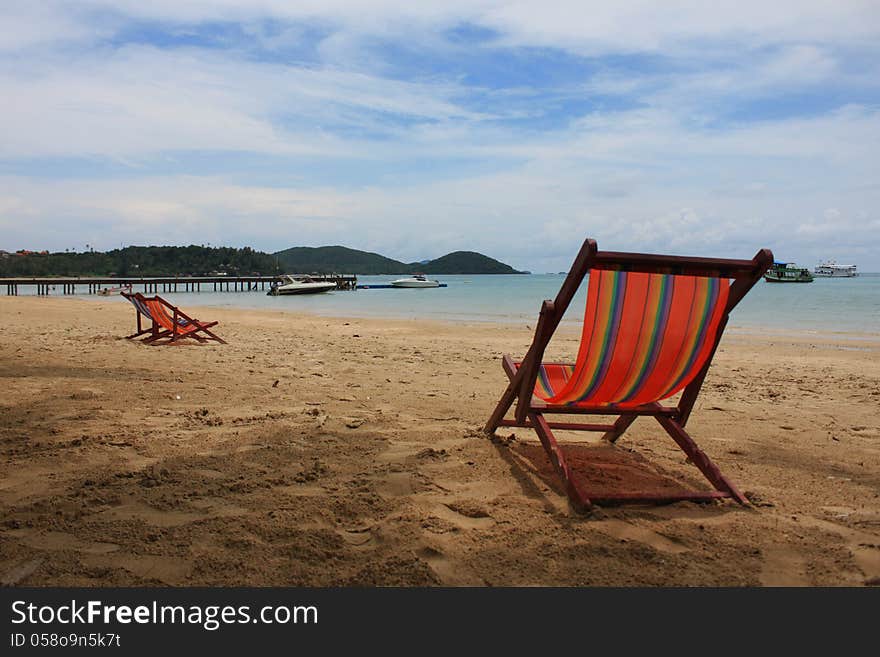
[530,270,729,407]
[144,299,199,334]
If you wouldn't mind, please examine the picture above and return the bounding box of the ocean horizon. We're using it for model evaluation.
[23,272,873,335]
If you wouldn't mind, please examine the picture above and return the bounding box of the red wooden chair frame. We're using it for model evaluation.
[122,291,226,345]
[485,238,772,511]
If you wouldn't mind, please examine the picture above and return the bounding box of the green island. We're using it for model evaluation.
[0,245,524,277]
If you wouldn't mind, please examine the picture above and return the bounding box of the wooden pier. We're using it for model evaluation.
[1,274,358,296]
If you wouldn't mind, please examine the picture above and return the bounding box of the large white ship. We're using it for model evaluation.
[813,261,858,277]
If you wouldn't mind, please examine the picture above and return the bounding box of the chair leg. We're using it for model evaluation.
[126,328,151,340]
[199,328,227,344]
[655,416,749,505]
[601,413,637,443]
[485,382,517,434]
[530,412,593,512]
[141,328,171,344]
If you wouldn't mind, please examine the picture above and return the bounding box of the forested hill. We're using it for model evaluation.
[0,244,524,276]
[273,245,524,274]
[272,246,409,274]
[413,251,521,274]
[0,246,276,277]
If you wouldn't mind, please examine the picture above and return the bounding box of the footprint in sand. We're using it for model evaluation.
[802,514,880,584]
[337,525,381,550]
[276,484,325,497]
[758,512,880,586]
[374,472,417,497]
[0,557,45,586]
[92,501,204,527]
[0,467,57,503]
[91,498,247,527]
[416,545,482,585]
[593,519,690,555]
[851,543,880,584]
[188,497,248,518]
[431,501,495,530]
[80,553,191,584]
[759,545,810,586]
[11,529,119,554]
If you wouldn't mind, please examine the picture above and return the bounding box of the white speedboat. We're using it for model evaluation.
[390,274,441,288]
[268,275,336,295]
[813,261,858,277]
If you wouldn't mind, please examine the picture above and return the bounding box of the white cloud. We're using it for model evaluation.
[485,2,880,57]
[6,2,880,59]
[0,2,878,270]
[0,44,490,160]
[0,2,108,52]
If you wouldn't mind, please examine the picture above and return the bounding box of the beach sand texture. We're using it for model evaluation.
[1,296,878,586]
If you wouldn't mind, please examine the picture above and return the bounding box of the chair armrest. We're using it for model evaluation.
[515,300,556,423]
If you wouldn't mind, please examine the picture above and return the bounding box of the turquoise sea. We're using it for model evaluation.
[62,272,880,335]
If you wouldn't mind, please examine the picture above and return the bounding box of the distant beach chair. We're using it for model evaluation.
[122,291,226,344]
[485,238,772,511]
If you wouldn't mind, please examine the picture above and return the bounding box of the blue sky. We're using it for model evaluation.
[1,1,879,272]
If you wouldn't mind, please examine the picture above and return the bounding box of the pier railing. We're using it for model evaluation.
[1,274,358,295]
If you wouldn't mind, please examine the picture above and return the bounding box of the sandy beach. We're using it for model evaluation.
[1,295,878,586]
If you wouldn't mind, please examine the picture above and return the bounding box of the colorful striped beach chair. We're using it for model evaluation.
[485,238,772,511]
[122,291,226,344]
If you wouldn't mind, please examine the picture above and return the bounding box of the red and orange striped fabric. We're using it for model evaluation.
[144,299,197,335]
[531,269,729,407]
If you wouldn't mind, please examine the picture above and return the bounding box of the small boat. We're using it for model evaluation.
[97,284,132,296]
[268,275,336,295]
[813,261,858,277]
[390,274,441,288]
[763,262,814,283]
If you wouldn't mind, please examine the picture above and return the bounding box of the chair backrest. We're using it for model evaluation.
[537,269,730,406]
[122,291,154,320]
[522,239,772,410]
[143,298,180,331]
